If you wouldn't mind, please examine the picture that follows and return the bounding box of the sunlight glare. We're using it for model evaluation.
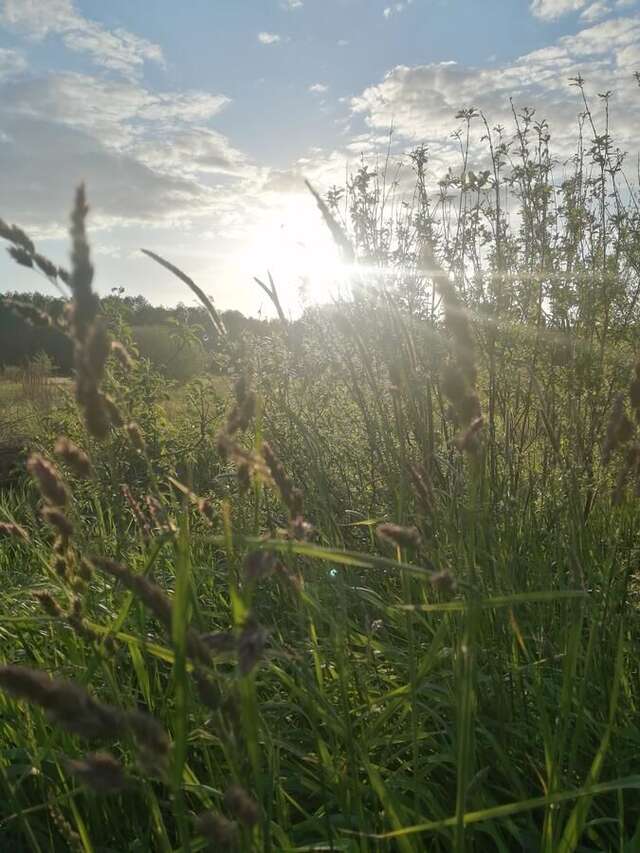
[241,192,350,315]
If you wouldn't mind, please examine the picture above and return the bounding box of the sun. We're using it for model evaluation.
[240,192,351,315]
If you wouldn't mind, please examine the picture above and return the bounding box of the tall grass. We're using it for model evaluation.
[1,91,640,851]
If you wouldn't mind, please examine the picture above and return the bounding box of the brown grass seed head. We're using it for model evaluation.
[195,811,237,846]
[42,506,74,539]
[27,454,69,508]
[0,665,125,739]
[223,784,260,827]
[126,422,146,452]
[0,522,29,542]
[376,522,422,550]
[54,437,92,479]
[66,752,127,793]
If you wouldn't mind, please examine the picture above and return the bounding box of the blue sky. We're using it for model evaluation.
[0,0,639,315]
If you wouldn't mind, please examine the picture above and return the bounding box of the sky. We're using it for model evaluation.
[0,0,639,316]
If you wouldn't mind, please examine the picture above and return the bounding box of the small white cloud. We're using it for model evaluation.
[337,39,349,46]
[580,1,611,20]
[529,0,587,19]
[281,0,303,8]
[614,0,636,7]
[257,31,281,44]
[383,1,414,18]
[309,82,328,93]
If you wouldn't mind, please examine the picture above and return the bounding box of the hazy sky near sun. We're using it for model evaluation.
[1,0,639,315]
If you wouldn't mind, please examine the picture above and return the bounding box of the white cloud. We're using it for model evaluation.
[309,82,328,93]
[351,16,640,164]
[383,1,414,18]
[0,0,163,76]
[281,0,303,8]
[258,31,281,44]
[0,69,246,231]
[0,46,24,79]
[337,39,349,46]
[133,127,247,180]
[530,0,587,19]
[581,1,612,19]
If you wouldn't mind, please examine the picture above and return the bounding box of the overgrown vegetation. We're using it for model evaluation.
[2,87,640,851]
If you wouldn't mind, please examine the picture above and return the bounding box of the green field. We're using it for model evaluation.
[2,119,640,852]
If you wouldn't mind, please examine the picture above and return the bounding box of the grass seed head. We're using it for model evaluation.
[454,415,484,455]
[244,550,278,583]
[35,591,64,618]
[27,454,69,508]
[54,437,92,479]
[238,619,267,675]
[195,811,236,847]
[223,784,259,828]
[91,557,173,630]
[193,669,222,711]
[42,507,74,539]
[262,441,303,517]
[110,340,133,369]
[0,522,29,542]
[66,752,127,794]
[8,245,33,268]
[0,665,125,739]
[125,709,171,760]
[102,394,124,428]
[33,252,58,279]
[200,631,236,655]
[409,464,435,515]
[126,422,146,453]
[430,570,456,596]
[376,522,422,550]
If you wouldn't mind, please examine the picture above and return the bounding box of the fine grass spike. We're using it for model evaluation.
[141,248,226,336]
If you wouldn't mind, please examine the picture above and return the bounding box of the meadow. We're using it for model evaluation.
[1,94,640,851]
